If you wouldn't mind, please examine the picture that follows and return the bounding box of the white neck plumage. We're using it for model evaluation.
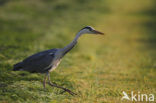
[60,31,83,56]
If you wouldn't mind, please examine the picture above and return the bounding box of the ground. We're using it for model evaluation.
[0,0,156,103]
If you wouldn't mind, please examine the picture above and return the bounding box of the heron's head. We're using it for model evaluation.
[79,26,104,35]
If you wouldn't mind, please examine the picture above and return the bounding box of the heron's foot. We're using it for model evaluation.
[47,82,77,96]
[59,88,77,96]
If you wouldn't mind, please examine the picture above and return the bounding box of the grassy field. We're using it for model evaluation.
[0,0,156,103]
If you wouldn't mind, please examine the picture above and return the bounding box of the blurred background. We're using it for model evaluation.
[0,0,155,103]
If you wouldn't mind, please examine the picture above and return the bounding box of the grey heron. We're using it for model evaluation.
[13,26,104,95]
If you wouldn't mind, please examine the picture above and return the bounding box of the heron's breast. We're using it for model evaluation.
[49,59,61,72]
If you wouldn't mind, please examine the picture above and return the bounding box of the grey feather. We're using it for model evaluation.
[13,48,58,73]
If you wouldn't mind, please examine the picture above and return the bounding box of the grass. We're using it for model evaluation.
[0,0,156,103]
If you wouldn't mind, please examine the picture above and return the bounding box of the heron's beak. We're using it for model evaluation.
[93,30,104,35]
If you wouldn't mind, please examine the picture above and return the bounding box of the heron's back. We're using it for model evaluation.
[13,48,58,73]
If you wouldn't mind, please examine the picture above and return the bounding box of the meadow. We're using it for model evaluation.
[0,0,156,103]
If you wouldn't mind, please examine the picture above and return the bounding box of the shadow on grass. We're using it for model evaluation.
[135,1,156,72]
[138,20,156,51]
[137,1,156,51]
[0,0,10,6]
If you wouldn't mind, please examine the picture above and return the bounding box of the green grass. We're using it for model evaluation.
[0,0,156,103]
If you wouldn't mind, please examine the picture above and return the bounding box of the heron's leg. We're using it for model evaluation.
[47,73,77,96]
[43,72,48,89]
[47,73,54,84]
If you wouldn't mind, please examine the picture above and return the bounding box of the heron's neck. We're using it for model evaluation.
[61,31,82,56]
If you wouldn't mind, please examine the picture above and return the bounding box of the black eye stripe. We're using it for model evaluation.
[81,26,93,31]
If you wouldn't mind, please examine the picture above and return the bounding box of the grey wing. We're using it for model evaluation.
[13,48,58,73]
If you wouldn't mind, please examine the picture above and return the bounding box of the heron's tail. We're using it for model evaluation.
[13,62,23,71]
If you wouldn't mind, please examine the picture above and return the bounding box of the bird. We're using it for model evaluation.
[13,26,104,95]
